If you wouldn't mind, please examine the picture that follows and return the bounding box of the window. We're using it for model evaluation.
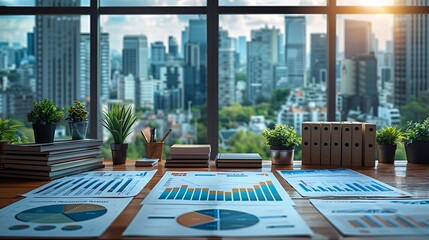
[1,2,428,160]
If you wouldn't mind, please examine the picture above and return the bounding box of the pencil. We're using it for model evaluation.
[160,129,172,142]
[141,130,149,144]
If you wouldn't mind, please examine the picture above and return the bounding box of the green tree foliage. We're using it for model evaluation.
[235,72,246,81]
[219,102,255,129]
[270,89,290,111]
[227,130,270,159]
[399,95,429,127]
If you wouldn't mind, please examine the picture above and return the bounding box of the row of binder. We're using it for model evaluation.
[301,122,376,167]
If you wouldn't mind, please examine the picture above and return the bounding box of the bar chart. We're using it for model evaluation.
[278,169,411,197]
[311,199,429,236]
[143,171,294,205]
[23,170,157,198]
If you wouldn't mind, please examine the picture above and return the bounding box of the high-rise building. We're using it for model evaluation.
[188,17,207,66]
[285,16,306,90]
[150,41,166,80]
[27,31,34,56]
[122,35,148,108]
[237,36,247,66]
[344,19,371,59]
[219,28,235,108]
[80,33,110,102]
[181,27,188,58]
[168,36,179,57]
[310,33,327,85]
[247,25,279,104]
[393,0,429,106]
[341,53,378,118]
[35,0,80,108]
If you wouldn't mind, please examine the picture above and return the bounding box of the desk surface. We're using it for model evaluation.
[1,160,429,239]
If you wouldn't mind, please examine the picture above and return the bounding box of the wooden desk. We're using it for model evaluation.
[1,160,429,239]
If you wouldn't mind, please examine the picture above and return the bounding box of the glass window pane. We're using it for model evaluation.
[220,0,326,6]
[0,0,90,7]
[101,0,206,7]
[219,14,327,160]
[101,15,207,160]
[0,15,90,142]
[337,0,427,6]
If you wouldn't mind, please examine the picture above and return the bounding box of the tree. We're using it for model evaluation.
[227,130,270,159]
[399,95,429,127]
[270,88,290,110]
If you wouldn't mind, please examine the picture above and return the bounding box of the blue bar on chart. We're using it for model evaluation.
[240,188,248,201]
[208,191,216,200]
[267,181,283,201]
[225,192,232,201]
[233,188,240,201]
[247,188,257,201]
[260,182,274,201]
[117,178,133,193]
[200,188,209,200]
[167,187,179,199]
[217,191,224,201]
[254,185,266,201]
[183,188,194,200]
[175,185,187,200]
[192,188,201,200]
[159,188,172,199]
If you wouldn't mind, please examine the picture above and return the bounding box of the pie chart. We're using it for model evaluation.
[15,204,107,223]
[176,209,259,230]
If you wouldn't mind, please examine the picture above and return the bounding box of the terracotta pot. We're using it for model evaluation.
[405,141,429,164]
[377,144,396,164]
[111,143,128,165]
[32,122,56,143]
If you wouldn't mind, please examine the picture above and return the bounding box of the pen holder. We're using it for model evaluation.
[145,142,163,160]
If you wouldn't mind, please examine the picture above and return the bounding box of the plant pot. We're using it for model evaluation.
[69,120,88,140]
[32,122,56,144]
[405,141,429,164]
[377,144,396,164]
[111,143,128,165]
[270,146,295,165]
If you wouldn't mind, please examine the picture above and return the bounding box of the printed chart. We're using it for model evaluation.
[123,205,312,237]
[311,199,429,236]
[142,171,294,205]
[278,169,411,197]
[0,198,131,237]
[23,170,157,198]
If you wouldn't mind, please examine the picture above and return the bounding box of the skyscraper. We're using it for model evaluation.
[285,16,306,90]
[247,25,279,104]
[150,41,166,80]
[100,33,110,101]
[35,0,80,107]
[168,36,179,57]
[219,28,235,108]
[238,36,247,66]
[310,33,327,85]
[27,31,34,56]
[344,19,371,59]
[393,0,429,106]
[122,35,148,108]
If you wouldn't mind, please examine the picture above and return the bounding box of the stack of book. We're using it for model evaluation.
[0,139,104,180]
[165,144,211,168]
[215,153,262,168]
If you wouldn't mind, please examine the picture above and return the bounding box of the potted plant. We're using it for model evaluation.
[27,98,64,144]
[376,126,402,164]
[262,124,301,165]
[404,117,429,164]
[0,118,29,165]
[102,103,139,165]
[66,100,89,140]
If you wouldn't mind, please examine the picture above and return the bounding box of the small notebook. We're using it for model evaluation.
[135,158,159,167]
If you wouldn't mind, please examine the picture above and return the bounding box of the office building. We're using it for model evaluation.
[341,53,378,119]
[151,41,166,80]
[122,35,148,80]
[393,0,429,106]
[27,32,34,56]
[310,33,327,85]
[35,0,80,108]
[238,36,247,66]
[168,36,179,57]
[344,19,371,58]
[285,16,306,89]
[247,25,279,104]
[219,28,235,108]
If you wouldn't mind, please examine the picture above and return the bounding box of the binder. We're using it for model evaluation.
[310,122,321,165]
[330,122,342,166]
[320,122,331,165]
[351,122,363,167]
[363,123,376,167]
[341,122,352,167]
[301,122,312,165]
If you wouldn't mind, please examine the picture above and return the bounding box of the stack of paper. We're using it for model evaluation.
[215,153,262,168]
[165,144,211,167]
[0,139,104,180]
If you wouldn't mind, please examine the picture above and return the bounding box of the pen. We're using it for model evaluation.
[141,130,149,144]
[160,129,172,142]
[150,128,157,142]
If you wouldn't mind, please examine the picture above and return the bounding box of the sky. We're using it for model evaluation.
[0,0,395,53]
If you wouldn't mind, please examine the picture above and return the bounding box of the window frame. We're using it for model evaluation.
[1,0,429,158]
